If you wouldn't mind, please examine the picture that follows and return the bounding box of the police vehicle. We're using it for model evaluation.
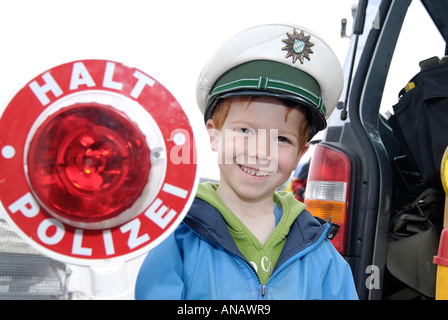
[305,0,448,299]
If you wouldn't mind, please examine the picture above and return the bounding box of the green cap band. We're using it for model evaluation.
[207,60,325,114]
[204,60,327,136]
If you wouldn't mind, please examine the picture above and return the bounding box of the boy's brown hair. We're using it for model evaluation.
[210,96,311,151]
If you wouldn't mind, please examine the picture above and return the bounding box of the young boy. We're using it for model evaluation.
[135,24,358,299]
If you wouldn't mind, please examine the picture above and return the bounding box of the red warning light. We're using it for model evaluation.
[26,103,151,224]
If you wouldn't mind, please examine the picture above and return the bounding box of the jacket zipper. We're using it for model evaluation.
[261,285,267,298]
[265,223,331,288]
[183,222,266,298]
[232,253,268,299]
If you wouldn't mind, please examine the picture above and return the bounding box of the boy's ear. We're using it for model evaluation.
[294,142,310,167]
[206,119,220,152]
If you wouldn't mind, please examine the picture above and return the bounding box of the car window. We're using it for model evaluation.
[380,0,445,116]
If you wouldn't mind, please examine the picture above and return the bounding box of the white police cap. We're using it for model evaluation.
[196,24,344,137]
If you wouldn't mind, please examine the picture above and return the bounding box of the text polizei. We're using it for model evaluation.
[7,182,188,257]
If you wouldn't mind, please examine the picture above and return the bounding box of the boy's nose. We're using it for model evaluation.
[247,129,276,164]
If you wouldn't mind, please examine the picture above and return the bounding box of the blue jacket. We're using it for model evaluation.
[135,197,358,300]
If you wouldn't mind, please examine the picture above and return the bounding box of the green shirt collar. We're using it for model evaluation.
[196,182,305,284]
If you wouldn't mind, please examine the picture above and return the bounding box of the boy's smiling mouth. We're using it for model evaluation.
[237,164,274,177]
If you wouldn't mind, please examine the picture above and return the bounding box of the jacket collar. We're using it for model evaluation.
[183,197,330,267]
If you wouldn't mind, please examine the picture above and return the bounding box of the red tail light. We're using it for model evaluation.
[304,144,351,254]
[26,103,151,226]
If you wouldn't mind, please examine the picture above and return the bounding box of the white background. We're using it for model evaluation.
[0,0,357,180]
[1,0,445,181]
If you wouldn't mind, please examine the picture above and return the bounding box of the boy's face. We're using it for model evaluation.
[206,96,309,201]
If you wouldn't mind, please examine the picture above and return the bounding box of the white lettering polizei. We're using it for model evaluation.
[120,218,150,249]
[145,198,177,229]
[72,229,93,256]
[162,183,188,199]
[102,229,115,255]
[37,218,65,245]
[8,192,40,218]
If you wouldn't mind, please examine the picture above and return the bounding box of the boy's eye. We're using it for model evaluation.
[277,136,291,144]
[235,128,254,135]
